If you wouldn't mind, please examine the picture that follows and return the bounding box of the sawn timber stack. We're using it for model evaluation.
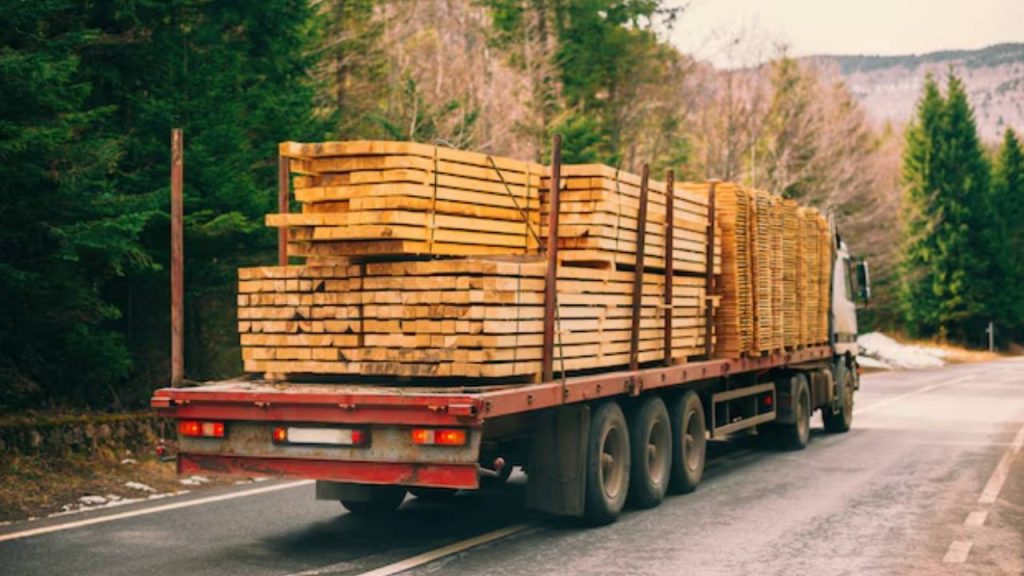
[238,259,709,379]
[238,139,832,382]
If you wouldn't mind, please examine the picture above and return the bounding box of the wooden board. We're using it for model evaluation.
[237,258,714,381]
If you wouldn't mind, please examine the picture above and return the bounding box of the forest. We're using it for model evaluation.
[1,0,1021,412]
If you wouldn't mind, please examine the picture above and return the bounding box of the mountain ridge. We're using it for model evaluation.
[803,43,1024,141]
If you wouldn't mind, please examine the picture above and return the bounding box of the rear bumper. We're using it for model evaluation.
[179,453,479,489]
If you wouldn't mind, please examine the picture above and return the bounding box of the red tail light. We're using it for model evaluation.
[178,420,225,438]
[411,428,467,446]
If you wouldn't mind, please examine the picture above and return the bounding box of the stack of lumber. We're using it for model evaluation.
[781,200,801,348]
[269,141,544,259]
[713,186,831,359]
[238,259,710,379]
[238,140,727,382]
[816,216,832,343]
[708,183,753,358]
[541,165,720,275]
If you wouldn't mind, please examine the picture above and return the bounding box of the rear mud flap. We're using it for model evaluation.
[526,405,589,517]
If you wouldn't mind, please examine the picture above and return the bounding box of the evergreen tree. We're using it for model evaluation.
[81,0,329,393]
[900,71,994,341]
[0,0,152,410]
[936,72,992,340]
[899,75,945,337]
[991,128,1024,336]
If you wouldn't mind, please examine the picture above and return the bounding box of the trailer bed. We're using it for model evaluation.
[153,346,832,426]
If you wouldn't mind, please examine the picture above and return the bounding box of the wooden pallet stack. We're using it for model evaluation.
[707,183,753,358]
[268,141,544,260]
[800,207,822,346]
[713,187,831,359]
[817,217,833,342]
[238,141,720,382]
[781,200,801,348]
[541,165,719,275]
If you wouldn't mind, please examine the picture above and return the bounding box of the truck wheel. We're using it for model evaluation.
[339,486,407,515]
[668,391,706,494]
[628,396,672,508]
[767,376,810,450]
[584,401,630,525]
[823,366,854,433]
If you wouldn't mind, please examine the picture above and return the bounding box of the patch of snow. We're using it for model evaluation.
[0,520,11,527]
[858,332,946,370]
[178,475,211,486]
[124,481,157,493]
[49,490,191,519]
[121,458,138,465]
[252,477,270,482]
[233,479,254,486]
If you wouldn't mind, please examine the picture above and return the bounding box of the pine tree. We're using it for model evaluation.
[991,128,1024,336]
[936,72,992,340]
[0,0,151,409]
[900,71,994,342]
[899,75,945,337]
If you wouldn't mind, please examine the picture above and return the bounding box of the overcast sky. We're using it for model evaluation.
[665,0,1024,66]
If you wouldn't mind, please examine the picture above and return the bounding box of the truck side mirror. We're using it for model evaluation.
[855,261,871,304]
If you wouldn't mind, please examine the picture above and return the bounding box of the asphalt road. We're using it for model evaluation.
[2,358,1023,576]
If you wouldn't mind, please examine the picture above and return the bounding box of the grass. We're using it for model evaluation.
[0,452,240,522]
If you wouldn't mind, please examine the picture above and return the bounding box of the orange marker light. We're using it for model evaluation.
[272,427,288,443]
[436,429,467,446]
[179,420,225,438]
[411,428,467,446]
[411,428,433,445]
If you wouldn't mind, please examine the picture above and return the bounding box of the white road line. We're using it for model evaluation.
[343,523,533,576]
[943,540,973,563]
[978,420,1024,504]
[856,376,970,416]
[0,480,313,543]
[964,511,988,526]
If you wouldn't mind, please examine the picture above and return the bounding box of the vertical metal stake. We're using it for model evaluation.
[663,170,675,367]
[630,164,650,372]
[170,129,185,387]
[278,154,291,266]
[542,135,562,383]
[704,180,718,358]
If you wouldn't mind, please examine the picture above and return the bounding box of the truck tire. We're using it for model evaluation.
[584,401,630,525]
[339,485,407,515]
[767,375,811,450]
[668,391,706,494]
[823,365,854,433]
[628,396,672,508]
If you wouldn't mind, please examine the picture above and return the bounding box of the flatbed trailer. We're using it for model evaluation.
[153,340,858,522]
[153,138,868,523]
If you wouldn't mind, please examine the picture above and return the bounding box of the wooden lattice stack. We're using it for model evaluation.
[713,187,831,359]
[707,183,753,358]
[781,200,801,348]
[817,217,833,342]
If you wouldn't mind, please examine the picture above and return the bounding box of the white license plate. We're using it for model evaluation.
[286,427,358,445]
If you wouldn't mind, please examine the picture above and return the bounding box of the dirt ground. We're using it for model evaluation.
[0,452,243,522]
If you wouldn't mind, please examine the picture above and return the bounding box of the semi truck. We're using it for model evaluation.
[152,144,870,525]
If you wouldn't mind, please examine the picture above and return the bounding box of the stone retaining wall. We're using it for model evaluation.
[0,413,172,458]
